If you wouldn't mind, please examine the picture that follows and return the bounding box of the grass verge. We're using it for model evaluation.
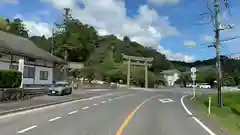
[194,92,240,135]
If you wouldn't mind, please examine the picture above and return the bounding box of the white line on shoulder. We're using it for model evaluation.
[181,95,192,115]
[181,95,216,135]
[192,116,216,135]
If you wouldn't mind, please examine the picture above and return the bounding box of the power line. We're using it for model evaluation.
[199,36,240,47]
[224,0,234,21]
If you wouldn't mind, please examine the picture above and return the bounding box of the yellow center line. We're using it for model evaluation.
[115,95,159,135]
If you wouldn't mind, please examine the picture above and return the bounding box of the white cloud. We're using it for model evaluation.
[200,35,214,42]
[184,40,196,47]
[40,0,192,62]
[23,21,53,38]
[14,14,53,38]
[13,14,23,19]
[157,45,194,62]
[148,0,179,5]
[0,0,19,4]
[41,0,75,9]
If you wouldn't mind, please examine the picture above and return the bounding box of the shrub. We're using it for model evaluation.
[0,70,22,88]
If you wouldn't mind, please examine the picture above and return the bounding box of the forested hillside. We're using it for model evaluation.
[172,56,240,86]
[1,9,240,87]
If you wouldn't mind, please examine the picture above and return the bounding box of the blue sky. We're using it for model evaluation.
[0,0,240,62]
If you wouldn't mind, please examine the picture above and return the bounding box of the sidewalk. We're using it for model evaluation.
[0,89,111,115]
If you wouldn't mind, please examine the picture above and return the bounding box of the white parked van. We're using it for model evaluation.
[199,83,211,89]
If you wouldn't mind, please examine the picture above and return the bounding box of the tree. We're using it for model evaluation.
[223,73,236,86]
[196,69,216,86]
[176,72,191,87]
[8,18,28,37]
[86,35,119,66]
[151,54,172,73]
[0,17,10,31]
[30,36,52,52]
[79,66,96,83]
[53,8,99,62]
[130,66,157,88]
[155,75,165,86]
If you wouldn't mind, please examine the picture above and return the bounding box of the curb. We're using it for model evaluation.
[0,96,93,116]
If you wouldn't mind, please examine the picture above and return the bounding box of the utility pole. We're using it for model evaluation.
[51,28,55,84]
[214,0,223,107]
[63,8,71,81]
[144,61,148,88]
[51,28,54,54]
[127,59,131,88]
[64,50,68,80]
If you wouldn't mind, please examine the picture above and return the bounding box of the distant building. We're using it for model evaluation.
[0,31,67,86]
[161,69,180,86]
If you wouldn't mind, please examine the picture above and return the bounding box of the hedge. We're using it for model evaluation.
[0,70,22,88]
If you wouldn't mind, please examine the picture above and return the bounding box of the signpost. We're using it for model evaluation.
[191,67,196,99]
[18,59,24,88]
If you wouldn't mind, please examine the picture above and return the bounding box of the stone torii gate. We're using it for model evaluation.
[122,54,153,88]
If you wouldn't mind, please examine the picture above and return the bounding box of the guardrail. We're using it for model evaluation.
[23,89,46,99]
[0,88,46,101]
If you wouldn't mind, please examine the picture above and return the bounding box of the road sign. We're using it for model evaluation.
[219,24,234,30]
[191,67,196,73]
[191,74,196,81]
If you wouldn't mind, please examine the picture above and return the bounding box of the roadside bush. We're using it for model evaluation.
[0,70,22,88]
[231,104,240,116]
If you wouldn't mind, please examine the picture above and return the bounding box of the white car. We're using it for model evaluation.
[186,84,192,88]
[199,84,211,89]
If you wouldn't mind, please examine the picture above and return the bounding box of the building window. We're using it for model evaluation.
[24,66,35,78]
[10,65,35,78]
[10,65,18,70]
[40,71,48,80]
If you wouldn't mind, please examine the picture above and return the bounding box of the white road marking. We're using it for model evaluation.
[17,125,38,133]
[82,106,89,110]
[88,89,109,92]
[114,93,134,100]
[101,101,106,103]
[108,98,112,101]
[181,95,216,135]
[192,117,216,135]
[0,93,114,120]
[48,116,61,122]
[68,110,78,115]
[115,97,122,100]
[180,95,192,115]
[93,104,98,106]
[159,98,175,103]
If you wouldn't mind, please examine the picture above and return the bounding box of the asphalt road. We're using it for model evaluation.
[0,88,118,113]
[0,88,223,135]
